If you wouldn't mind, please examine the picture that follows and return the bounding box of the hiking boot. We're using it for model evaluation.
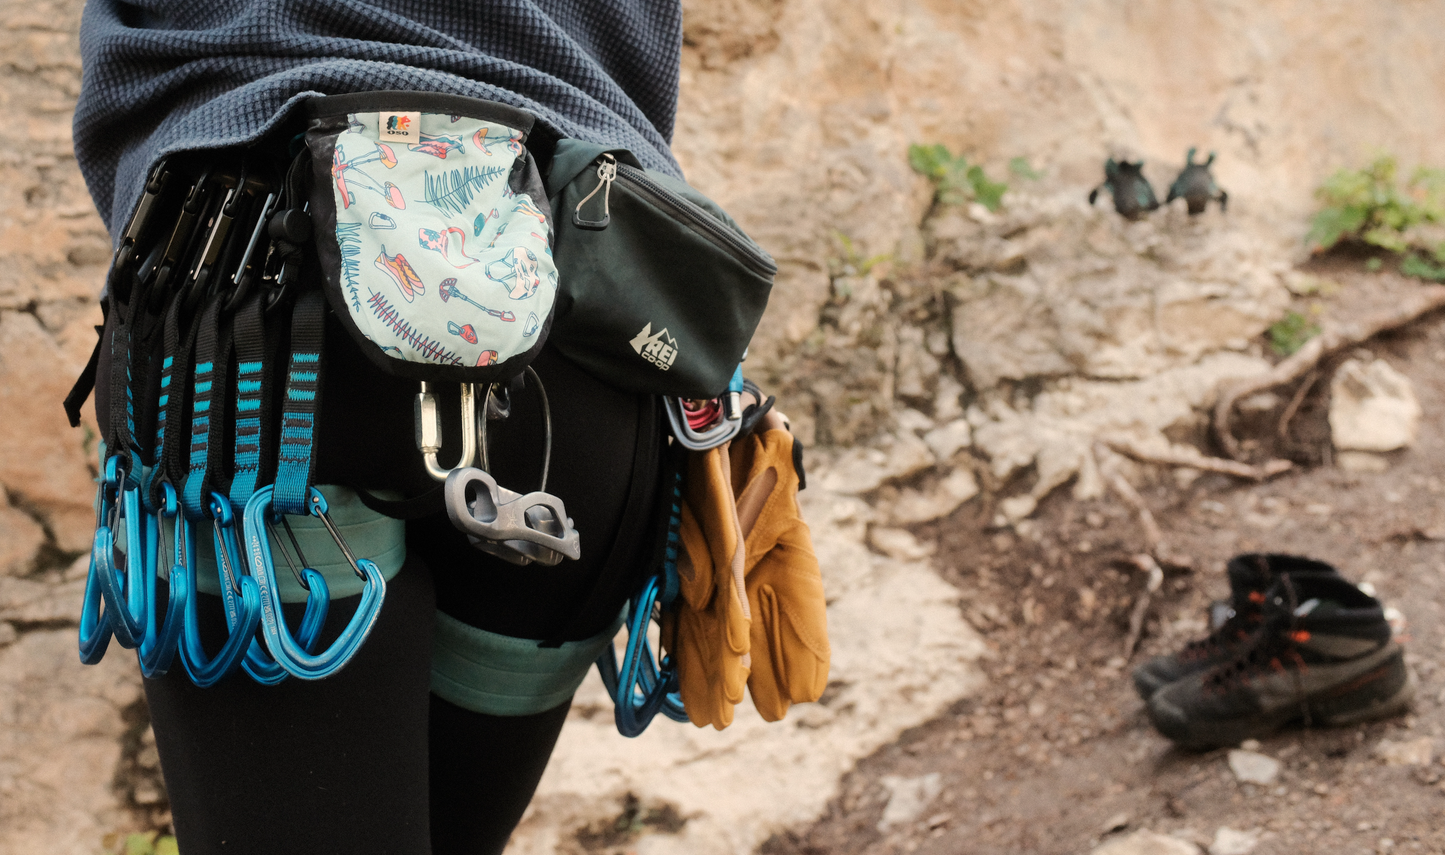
[1147,574,1414,749]
[1131,554,1341,699]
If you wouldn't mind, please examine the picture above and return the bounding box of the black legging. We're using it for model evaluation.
[139,316,660,855]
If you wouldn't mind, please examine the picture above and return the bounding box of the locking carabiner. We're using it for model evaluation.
[242,486,386,680]
[416,381,477,481]
[136,481,189,677]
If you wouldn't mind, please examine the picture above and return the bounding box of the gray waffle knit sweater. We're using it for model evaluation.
[74,0,684,235]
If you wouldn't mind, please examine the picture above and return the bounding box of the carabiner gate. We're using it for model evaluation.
[241,486,386,680]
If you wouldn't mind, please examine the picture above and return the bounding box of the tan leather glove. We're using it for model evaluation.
[662,444,752,730]
[730,420,831,722]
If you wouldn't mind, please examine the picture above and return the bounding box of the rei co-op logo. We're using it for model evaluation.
[378,111,420,143]
[630,323,678,371]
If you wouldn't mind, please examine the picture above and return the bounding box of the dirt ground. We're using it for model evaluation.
[761,262,1445,855]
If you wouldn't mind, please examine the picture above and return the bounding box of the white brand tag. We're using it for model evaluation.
[378,111,421,143]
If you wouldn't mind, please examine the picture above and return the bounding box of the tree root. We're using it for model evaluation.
[1123,554,1164,661]
[1102,436,1293,481]
[1213,285,1445,459]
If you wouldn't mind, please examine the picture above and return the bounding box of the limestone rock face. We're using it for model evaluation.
[0,485,46,578]
[1329,358,1422,453]
[674,0,1445,365]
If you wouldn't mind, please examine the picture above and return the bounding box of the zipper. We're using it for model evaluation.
[574,155,777,277]
[615,163,777,277]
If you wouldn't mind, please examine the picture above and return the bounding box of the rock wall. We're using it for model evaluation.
[673,0,1445,363]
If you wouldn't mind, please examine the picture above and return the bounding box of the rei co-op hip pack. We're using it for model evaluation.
[304,92,556,384]
[546,142,776,399]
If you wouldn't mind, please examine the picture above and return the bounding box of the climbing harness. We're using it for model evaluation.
[66,92,812,727]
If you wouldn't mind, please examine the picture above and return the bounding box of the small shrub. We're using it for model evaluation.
[1401,254,1445,282]
[1308,155,1445,280]
[1268,311,1321,357]
[908,144,1009,212]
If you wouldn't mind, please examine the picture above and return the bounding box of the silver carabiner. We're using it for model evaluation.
[416,382,478,481]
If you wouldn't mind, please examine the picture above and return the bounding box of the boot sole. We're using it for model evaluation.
[1148,649,1414,750]
[1313,666,1416,727]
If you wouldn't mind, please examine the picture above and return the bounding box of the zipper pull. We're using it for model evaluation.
[573,154,617,230]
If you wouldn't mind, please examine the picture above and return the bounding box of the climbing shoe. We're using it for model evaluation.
[1131,554,1341,699]
[1146,573,1414,750]
[729,413,830,723]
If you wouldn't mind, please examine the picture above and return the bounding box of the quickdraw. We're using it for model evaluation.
[596,460,687,736]
[240,289,386,680]
[78,154,388,685]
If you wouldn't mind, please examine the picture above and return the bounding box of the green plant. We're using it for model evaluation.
[828,232,891,280]
[1401,254,1445,282]
[111,832,178,855]
[1008,156,1042,180]
[1307,155,1445,281]
[1268,310,1321,357]
[908,144,1009,212]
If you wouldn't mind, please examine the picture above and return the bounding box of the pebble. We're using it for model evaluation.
[1227,749,1280,785]
[1101,812,1131,834]
[1089,829,1200,855]
[1374,737,1434,766]
[1209,827,1260,855]
[867,527,935,561]
[876,773,943,831]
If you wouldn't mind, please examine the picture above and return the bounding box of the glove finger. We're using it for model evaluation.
[746,526,831,722]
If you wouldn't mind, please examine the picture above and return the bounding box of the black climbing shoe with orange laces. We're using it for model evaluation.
[1132,554,1341,699]
[1146,573,1414,750]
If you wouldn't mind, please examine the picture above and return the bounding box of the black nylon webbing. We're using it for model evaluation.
[227,292,278,505]
[274,289,326,517]
[181,295,233,519]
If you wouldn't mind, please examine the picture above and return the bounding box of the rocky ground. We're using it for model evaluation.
[753,277,1445,855]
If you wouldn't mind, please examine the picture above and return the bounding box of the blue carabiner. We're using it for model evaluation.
[208,492,295,685]
[136,482,189,677]
[178,498,263,687]
[241,486,386,680]
[92,456,149,648]
[78,481,114,664]
[598,576,687,737]
[212,493,330,683]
